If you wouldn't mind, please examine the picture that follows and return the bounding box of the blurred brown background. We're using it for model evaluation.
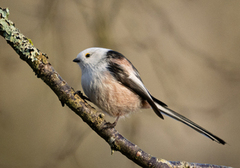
[0,0,239,167]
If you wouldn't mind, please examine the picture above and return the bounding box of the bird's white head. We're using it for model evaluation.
[73,47,110,71]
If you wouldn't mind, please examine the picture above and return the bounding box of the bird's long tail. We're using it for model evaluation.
[152,97,226,145]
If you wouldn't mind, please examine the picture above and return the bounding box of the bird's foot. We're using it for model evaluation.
[102,116,119,129]
[103,121,117,129]
[74,90,91,102]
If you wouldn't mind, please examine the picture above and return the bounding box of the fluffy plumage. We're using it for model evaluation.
[73,47,225,145]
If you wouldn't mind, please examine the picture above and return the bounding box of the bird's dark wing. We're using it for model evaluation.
[105,50,226,145]
[106,50,164,119]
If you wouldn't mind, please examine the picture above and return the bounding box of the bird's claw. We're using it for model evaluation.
[74,90,91,102]
[102,122,117,129]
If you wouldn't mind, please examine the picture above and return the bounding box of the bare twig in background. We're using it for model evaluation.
[0,7,231,168]
[73,0,122,48]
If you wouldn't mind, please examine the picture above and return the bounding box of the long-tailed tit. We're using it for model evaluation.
[73,47,225,145]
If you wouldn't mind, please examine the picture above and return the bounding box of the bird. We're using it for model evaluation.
[73,47,226,145]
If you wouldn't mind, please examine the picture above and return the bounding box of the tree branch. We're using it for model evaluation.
[0,7,230,168]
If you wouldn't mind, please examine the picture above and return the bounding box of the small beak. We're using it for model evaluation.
[73,58,80,63]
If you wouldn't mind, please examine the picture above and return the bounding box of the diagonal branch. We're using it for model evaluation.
[0,7,230,168]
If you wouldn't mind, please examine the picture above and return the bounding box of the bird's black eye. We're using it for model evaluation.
[85,53,90,58]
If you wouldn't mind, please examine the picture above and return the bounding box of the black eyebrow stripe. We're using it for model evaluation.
[106,50,125,59]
